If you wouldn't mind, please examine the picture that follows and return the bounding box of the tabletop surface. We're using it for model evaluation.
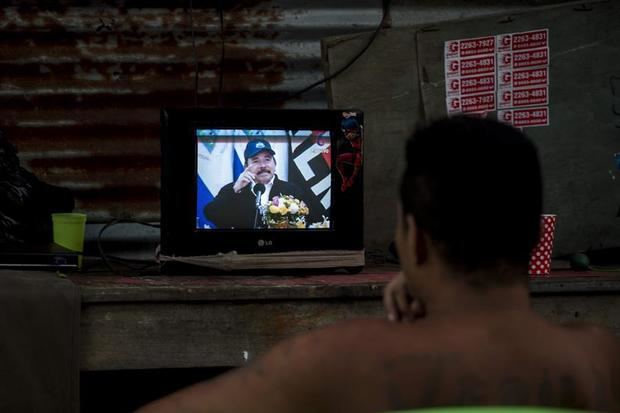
[67,265,620,303]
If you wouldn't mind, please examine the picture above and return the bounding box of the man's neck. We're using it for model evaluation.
[412,268,532,320]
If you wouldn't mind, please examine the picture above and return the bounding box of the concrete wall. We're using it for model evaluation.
[325,1,620,257]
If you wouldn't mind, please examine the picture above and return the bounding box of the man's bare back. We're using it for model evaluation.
[326,314,620,412]
[139,310,619,413]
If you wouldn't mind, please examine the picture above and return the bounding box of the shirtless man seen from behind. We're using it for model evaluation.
[138,116,620,413]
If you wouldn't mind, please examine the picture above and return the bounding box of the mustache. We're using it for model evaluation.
[257,168,272,174]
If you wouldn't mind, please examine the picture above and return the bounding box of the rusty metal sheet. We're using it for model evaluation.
[0,1,567,221]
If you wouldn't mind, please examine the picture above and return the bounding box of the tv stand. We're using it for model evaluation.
[159,249,365,274]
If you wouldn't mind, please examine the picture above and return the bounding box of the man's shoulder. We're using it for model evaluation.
[215,182,249,197]
[218,182,236,192]
[284,318,433,358]
[262,318,448,390]
[272,177,303,195]
[274,176,299,188]
[561,321,620,349]
[273,319,387,354]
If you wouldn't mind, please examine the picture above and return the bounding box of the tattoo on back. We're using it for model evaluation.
[499,376,527,405]
[380,353,606,410]
[537,368,553,405]
[383,353,453,410]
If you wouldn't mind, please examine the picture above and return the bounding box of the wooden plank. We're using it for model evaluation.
[74,266,620,370]
[79,289,620,371]
[530,275,620,293]
[71,269,398,303]
[71,268,620,303]
[532,294,620,336]
[80,298,384,371]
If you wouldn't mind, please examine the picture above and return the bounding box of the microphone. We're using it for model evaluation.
[253,183,266,229]
[253,183,266,208]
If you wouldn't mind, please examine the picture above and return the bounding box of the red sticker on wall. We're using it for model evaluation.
[499,48,549,70]
[498,68,548,89]
[498,86,548,109]
[497,29,548,52]
[446,55,496,78]
[499,107,549,127]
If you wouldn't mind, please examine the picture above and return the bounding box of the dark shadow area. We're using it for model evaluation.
[81,367,233,413]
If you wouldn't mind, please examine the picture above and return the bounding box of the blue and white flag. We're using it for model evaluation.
[196,130,235,229]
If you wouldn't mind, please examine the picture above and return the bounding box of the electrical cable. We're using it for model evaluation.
[189,0,226,107]
[190,0,199,106]
[190,0,390,108]
[245,0,392,108]
[96,219,160,275]
[217,0,225,107]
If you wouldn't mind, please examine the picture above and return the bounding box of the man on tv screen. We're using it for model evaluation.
[203,138,315,229]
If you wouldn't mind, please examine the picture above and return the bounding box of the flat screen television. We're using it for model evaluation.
[160,108,364,273]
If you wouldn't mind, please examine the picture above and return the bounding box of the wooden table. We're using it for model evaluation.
[71,266,620,371]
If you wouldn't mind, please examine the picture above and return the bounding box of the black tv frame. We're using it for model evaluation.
[160,108,364,268]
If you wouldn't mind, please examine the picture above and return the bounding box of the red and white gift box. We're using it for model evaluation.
[528,214,557,276]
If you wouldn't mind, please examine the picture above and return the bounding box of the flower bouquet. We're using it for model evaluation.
[263,194,309,229]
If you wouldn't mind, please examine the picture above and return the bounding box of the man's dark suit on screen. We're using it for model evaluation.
[204,175,308,229]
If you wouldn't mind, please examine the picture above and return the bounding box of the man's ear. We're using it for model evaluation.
[405,214,429,267]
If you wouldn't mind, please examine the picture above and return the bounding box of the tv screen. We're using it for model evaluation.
[160,108,364,271]
[195,128,333,231]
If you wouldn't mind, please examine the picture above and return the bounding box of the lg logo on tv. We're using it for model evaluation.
[257,239,273,247]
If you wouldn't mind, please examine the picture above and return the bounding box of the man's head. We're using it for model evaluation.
[397,115,542,288]
[244,139,277,185]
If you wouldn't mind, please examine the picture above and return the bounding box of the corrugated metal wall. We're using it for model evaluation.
[1,0,568,222]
